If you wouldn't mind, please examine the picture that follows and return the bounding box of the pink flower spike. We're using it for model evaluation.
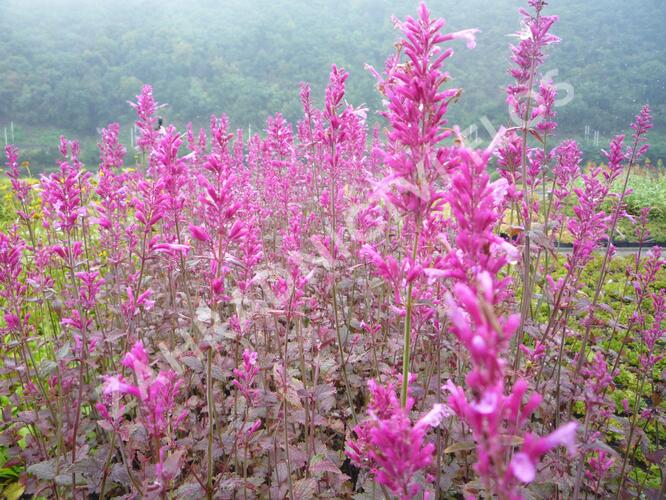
[122,341,150,372]
[102,375,141,398]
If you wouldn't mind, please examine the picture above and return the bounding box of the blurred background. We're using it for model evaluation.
[0,0,664,170]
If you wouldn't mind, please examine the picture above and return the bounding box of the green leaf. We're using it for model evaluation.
[2,482,25,500]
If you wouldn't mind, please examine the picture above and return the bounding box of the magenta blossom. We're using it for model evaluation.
[510,422,578,483]
[101,341,183,440]
[129,84,160,153]
[347,379,446,499]
[232,349,260,404]
[369,2,477,219]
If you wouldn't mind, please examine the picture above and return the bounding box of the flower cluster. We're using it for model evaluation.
[440,148,577,497]
[370,2,477,218]
[129,84,160,154]
[347,379,445,499]
[232,349,260,404]
[99,341,184,440]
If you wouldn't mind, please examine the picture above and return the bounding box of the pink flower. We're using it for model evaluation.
[511,422,578,483]
[4,145,31,204]
[102,341,183,440]
[122,287,155,319]
[39,140,91,233]
[98,122,126,170]
[519,341,546,362]
[585,451,614,492]
[232,349,260,404]
[431,138,577,495]
[534,79,557,133]
[129,84,159,153]
[369,1,476,219]
[103,375,141,398]
[152,242,190,256]
[75,271,105,310]
[630,104,653,158]
[507,1,559,122]
[122,340,151,371]
[73,334,98,355]
[188,223,211,242]
[347,379,443,499]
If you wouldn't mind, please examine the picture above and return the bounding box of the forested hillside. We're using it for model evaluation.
[0,0,664,167]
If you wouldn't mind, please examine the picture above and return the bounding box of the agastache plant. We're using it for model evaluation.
[439,148,577,497]
[99,341,185,496]
[573,106,653,379]
[503,0,560,363]
[1,2,663,499]
[4,146,35,237]
[101,341,184,442]
[367,0,477,407]
[130,84,160,158]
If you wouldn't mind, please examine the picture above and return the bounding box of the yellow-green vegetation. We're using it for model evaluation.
[535,163,666,244]
[615,164,666,241]
[533,252,666,489]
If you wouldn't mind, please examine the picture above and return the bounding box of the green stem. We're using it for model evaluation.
[206,348,214,500]
[401,225,420,407]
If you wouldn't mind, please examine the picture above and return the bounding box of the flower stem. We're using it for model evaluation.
[401,224,420,407]
[206,348,214,500]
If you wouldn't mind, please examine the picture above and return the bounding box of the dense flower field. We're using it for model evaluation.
[1,1,664,499]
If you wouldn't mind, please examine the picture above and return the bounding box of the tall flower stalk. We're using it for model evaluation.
[368,1,477,407]
[505,0,560,361]
[572,105,653,379]
[439,147,578,498]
